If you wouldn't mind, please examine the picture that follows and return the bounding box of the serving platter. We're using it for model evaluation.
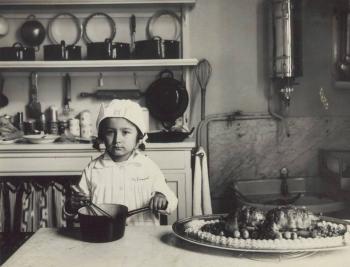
[172,214,350,253]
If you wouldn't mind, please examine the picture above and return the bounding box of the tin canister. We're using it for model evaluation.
[48,105,58,122]
[48,121,58,135]
[58,120,68,135]
[80,124,93,139]
[68,118,80,136]
[23,119,36,134]
[79,110,92,125]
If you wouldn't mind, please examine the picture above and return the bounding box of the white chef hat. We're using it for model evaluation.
[96,99,146,135]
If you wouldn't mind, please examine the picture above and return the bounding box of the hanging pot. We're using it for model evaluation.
[145,69,188,127]
[20,15,46,48]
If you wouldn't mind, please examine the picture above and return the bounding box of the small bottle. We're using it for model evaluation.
[16,112,24,131]
[37,113,47,133]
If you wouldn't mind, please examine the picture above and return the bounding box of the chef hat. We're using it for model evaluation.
[96,99,146,135]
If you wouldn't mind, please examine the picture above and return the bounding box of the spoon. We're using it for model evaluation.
[0,75,9,108]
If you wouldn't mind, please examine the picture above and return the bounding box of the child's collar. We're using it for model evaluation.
[93,150,141,169]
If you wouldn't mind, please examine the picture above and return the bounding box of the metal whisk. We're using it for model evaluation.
[194,59,212,121]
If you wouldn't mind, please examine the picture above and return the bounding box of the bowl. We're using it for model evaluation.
[23,134,60,144]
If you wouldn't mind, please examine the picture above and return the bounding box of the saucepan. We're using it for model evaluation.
[78,203,151,243]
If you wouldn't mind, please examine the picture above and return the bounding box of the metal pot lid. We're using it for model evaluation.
[47,12,82,46]
[83,12,116,43]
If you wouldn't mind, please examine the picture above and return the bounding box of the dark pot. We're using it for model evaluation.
[163,40,180,59]
[134,37,162,59]
[44,41,82,60]
[20,15,46,47]
[78,204,149,243]
[0,42,35,61]
[87,39,130,60]
[44,41,66,60]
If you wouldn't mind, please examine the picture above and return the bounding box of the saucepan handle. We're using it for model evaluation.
[127,206,169,217]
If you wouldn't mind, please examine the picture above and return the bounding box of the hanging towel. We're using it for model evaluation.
[193,146,212,216]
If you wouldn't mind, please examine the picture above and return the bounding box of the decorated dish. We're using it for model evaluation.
[23,134,60,144]
[172,206,350,253]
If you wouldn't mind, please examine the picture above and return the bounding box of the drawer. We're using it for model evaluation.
[143,151,186,170]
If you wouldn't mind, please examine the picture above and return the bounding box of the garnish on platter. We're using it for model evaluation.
[182,206,350,251]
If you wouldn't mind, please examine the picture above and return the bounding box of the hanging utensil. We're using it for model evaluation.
[194,59,212,121]
[80,89,142,99]
[26,72,42,120]
[130,14,136,56]
[62,73,73,116]
[0,74,9,108]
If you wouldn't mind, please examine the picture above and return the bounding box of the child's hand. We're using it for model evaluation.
[149,192,168,211]
[70,191,90,213]
[67,186,90,214]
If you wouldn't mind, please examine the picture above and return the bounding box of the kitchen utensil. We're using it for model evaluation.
[80,89,142,99]
[145,69,188,127]
[339,13,350,77]
[134,36,162,59]
[147,10,181,41]
[44,40,66,60]
[78,203,150,242]
[194,59,212,121]
[86,38,130,60]
[26,72,42,120]
[62,73,72,116]
[0,15,9,37]
[0,74,9,108]
[20,15,46,48]
[47,12,82,47]
[83,12,116,43]
[146,127,194,143]
[130,14,136,56]
[0,42,35,61]
[146,10,181,59]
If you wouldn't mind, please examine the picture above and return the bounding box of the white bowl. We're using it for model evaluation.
[24,134,60,144]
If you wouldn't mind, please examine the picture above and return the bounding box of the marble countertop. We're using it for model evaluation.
[3,226,350,267]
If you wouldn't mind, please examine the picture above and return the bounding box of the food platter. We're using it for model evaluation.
[172,214,350,253]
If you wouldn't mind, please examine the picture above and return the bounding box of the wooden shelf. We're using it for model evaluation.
[0,0,196,6]
[0,59,198,72]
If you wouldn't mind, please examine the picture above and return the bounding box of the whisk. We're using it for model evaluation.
[194,59,212,121]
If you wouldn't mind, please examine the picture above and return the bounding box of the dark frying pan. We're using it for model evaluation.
[78,203,149,243]
[145,69,188,127]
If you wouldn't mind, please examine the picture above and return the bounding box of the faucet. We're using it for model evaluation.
[280,167,289,197]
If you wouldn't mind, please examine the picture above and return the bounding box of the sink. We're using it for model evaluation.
[235,193,345,214]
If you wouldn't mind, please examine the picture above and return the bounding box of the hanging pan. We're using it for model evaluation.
[145,69,188,127]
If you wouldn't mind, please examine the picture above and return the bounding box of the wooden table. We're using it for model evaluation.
[2,226,350,267]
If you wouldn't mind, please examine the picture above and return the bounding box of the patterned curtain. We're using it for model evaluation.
[0,179,69,233]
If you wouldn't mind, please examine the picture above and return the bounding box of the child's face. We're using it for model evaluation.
[100,117,139,162]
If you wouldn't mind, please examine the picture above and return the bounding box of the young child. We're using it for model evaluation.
[66,99,178,225]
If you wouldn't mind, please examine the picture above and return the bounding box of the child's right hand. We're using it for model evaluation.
[68,185,90,214]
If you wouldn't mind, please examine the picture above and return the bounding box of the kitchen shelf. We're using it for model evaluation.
[0,59,198,72]
[0,0,195,6]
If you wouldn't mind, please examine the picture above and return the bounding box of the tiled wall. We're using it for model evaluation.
[206,115,350,212]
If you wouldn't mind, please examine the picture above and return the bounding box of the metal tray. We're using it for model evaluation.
[172,214,350,253]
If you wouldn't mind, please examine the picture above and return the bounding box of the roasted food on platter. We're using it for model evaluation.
[183,205,350,250]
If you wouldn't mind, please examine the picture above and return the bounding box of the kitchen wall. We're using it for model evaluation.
[189,0,350,212]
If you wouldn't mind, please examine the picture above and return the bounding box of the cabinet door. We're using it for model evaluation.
[164,172,186,225]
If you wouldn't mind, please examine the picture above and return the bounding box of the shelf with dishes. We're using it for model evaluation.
[0,59,199,72]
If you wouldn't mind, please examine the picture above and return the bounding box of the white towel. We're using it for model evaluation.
[193,147,212,216]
